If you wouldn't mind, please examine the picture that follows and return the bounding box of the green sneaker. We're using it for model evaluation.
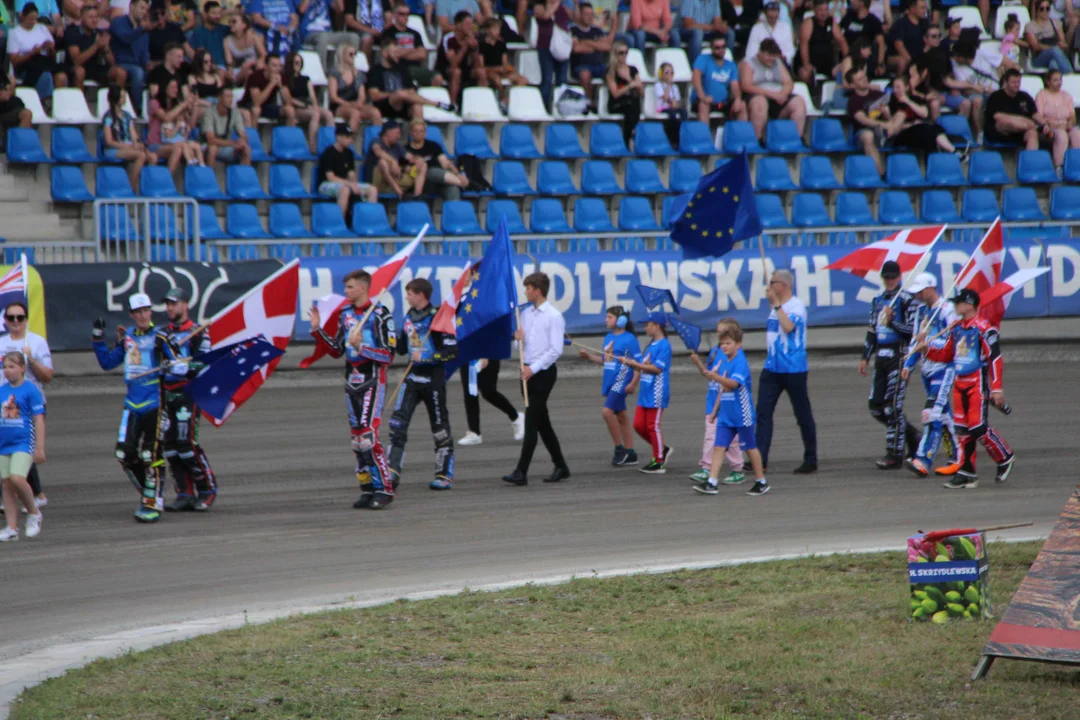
[639,459,666,475]
[689,469,710,484]
[722,471,747,485]
[134,506,160,523]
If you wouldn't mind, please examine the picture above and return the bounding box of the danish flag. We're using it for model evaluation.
[954,217,1004,295]
[825,226,946,278]
[430,261,472,336]
[977,266,1049,328]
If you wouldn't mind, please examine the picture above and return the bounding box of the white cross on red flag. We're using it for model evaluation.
[977,266,1049,328]
[825,226,946,278]
[954,217,1004,295]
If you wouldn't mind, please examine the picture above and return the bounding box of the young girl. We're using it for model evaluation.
[692,322,769,497]
[654,62,685,148]
[102,85,158,192]
[0,352,46,541]
[689,320,745,485]
[614,311,672,474]
[579,306,641,467]
[148,78,205,171]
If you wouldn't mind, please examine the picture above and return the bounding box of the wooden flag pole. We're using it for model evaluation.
[515,306,529,408]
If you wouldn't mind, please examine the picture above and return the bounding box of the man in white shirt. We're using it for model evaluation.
[745,2,796,65]
[502,272,570,486]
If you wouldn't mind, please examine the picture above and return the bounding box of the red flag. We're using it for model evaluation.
[203,259,299,425]
[825,226,945,278]
[430,262,472,336]
[978,266,1049,328]
[298,293,349,369]
[954,217,1004,295]
[369,225,428,299]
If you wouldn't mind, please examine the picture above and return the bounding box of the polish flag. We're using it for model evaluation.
[954,217,1004,295]
[297,293,349,369]
[430,261,473,336]
[369,224,429,299]
[825,225,946,278]
[978,266,1049,328]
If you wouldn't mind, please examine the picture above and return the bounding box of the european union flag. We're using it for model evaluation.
[636,285,678,314]
[446,216,517,377]
[670,153,762,260]
[186,336,284,421]
[667,314,702,352]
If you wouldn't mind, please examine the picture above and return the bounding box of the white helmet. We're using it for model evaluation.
[907,272,937,294]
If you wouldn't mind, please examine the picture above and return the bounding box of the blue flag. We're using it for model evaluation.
[667,314,702,353]
[446,216,517,377]
[636,285,678,313]
[670,153,762,260]
[186,336,285,421]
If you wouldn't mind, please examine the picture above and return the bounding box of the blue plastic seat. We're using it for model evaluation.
[95,166,136,198]
[362,125,382,156]
[227,244,262,260]
[396,201,434,235]
[878,191,918,225]
[1050,185,1080,220]
[269,203,310,238]
[721,121,764,153]
[245,127,273,162]
[792,193,832,227]
[316,126,336,156]
[311,203,352,236]
[270,164,315,199]
[617,196,660,231]
[765,120,808,153]
[424,124,450,158]
[844,155,884,189]
[351,202,394,236]
[590,122,631,157]
[938,115,974,146]
[634,122,676,157]
[441,201,485,235]
[669,159,703,193]
[536,161,578,194]
[227,204,271,238]
[50,166,94,202]
[492,161,536,194]
[835,192,875,225]
[184,165,229,200]
[960,188,1000,222]
[271,126,315,161]
[499,124,541,159]
[270,243,303,260]
[755,157,797,191]
[146,205,186,241]
[197,204,231,239]
[50,127,95,163]
[661,193,691,228]
[1064,149,1080,182]
[885,153,925,187]
[544,124,586,158]
[226,165,270,200]
[139,166,180,198]
[1016,150,1057,183]
[1002,187,1047,221]
[920,191,962,223]
[679,121,715,155]
[97,130,123,163]
[810,118,852,152]
[6,128,50,163]
[530,198,572,233]
[454,124,496,159]
[581,160,623,194]
[968,151,1011,185]
[625,159,667,193]
[98,205,142,241]
[573,197,616,232]
[926,153,967,187]
[485,200,528,233]
[799,156,842,190]
[755,193,790,228]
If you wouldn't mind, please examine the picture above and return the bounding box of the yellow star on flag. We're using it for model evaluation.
[691,224,697,230]
[729,228,734,235]
[733,196,739,202]
[715,231,723,238]
[456,316,463,327]
[471,288,478,298]
[709,186,716,192]
[465,303,473,313]
[687,201,694,208]
[702,230,708,237]
[722,187,729,193]
[695,193,703,200]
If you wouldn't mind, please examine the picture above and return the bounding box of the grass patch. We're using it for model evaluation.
[15,541,1080,719]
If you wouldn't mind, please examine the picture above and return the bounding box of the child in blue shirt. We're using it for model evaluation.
[579,306,642,466]
[615,310,673,474]
[0,351,46,541]
[689,319,745,485]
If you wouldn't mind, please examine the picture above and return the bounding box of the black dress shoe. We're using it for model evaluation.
[544,467,571,483]
[792,463,817,474]
[502,470,527,486]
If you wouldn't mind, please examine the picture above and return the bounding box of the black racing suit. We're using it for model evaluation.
[387,304,458,485]
[863,288,920,459]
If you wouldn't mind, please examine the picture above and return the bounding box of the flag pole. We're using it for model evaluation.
[515,306,529,408]
[889,224,947,310]
[924,218,996,329]
[385,328,432,410]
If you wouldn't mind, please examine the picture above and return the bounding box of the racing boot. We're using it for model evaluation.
[370,491,394,509]
[390,469,401,491]
[165,494,197,512]
[875,454,904,470]
[935,461,962,476]
[943,472,978,490]
[134,504,161,523]
[354,470,374,508]
[194,492,216,511]
[905,457,930,478]
[429,475,452,491]
[995,456,1015,484]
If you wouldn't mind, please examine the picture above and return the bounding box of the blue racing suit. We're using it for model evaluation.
[863,288,919,458]
[904,300,959,467]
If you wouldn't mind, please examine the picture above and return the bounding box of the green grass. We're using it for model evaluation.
[15,541,1080,719]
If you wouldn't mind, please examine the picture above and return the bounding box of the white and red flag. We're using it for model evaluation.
[978,266,1049,328]
[430,261,473,336]
[826,226,946,278]
[954,217,1004,295]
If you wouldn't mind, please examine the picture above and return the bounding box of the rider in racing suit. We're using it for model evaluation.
[901,273,959,478]
[92,292,165,523]
[311,269,397,510]
[387,278,458,491]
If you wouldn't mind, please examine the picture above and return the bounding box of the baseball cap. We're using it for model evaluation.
[907,272,937,293]
[946,15,961,25]
[128,293,152,311]
[880,260,901,279]
[764,1,780,8]
[335,123,354,136]
[951,287,981,308]
[638,310,667,326]
[162,287,190,303]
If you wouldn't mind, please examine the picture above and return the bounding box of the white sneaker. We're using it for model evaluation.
[34,495,47,508]
[25,513,41,538]
[156,497,164,512]
[458,432,483,446]
[512,413,525,441]
[0,527,17,542]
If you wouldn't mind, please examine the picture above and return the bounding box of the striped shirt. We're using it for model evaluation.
[678,0,720,26]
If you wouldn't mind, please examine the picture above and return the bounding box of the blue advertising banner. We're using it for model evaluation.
[294,239,1078,339]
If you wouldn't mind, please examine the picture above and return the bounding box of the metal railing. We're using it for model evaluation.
[93,198,201,263]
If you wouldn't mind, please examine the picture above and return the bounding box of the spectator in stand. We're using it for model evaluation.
[655,62,685,147]
[189,48,223,110]
[436,10,483,106]
[796,0,847,88]
[201,84,252,163]
[434,0,484,35]
[148,76,205,169]
[478,17,526,111]
[284,50,333,153]
[984,69,1045,151]
[629,0,680,50]
[102,84,158,188]
[909,43,946,121]
[571,3,613,104]
[298,0,357,65]
[605,39,643,149]
[318,124,376,221]
[239,52,297,125]
[746,2,795,66]
[680,0,731,63]
[329,43,382,131]
[110,0,150,114]
[65,5,127,90]
[1035,69,1080,173]
[148,42,189,99]
[740,38,805,140]
[365,120,429,198]
[830,36,871,111]
[0,72,32,136]
[8,3,67,114]
[940,15,961,55]
[1026,1,1074,72]
[224,14,266,86]
[15,0,62,37]
[109,0,131,20]
[406,118,469,199]
[947,42,995,140]
[248,0,298,58]
[381,3,441,88]
[342,0,384,59]
[148,1,194,64]
[886,0,927,76]
[368,35,456,119]
[722,0,760,47]
[847,66,891,174]
[692,34,746,123]
[166,0,197,33]
[886,75,967,156]
[840,0,884,77]
[533,0,570,113]
[191,1,230,68]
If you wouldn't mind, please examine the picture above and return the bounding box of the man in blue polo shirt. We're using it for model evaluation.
[690,34,745,124]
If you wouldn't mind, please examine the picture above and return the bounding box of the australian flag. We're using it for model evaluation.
[187,336,285,421]
[670,153,762,260]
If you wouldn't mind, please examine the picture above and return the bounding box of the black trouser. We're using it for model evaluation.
[388,379,454,481]
[868,352,918,458]
[515,365,567,474]
[116,407,164,505]
[609,94,641,148]
[755,369,818,469]
[159,391,215,498]
[460,359,519,434]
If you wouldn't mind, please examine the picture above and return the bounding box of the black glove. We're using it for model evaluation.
[92,317,106,340]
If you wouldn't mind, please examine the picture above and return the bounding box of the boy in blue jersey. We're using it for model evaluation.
[0,352,46,541]
[614,311,672,474]
[689,319,745,484]
[693,321,769,496]
[579,306,641,466]
[92,292,165,523]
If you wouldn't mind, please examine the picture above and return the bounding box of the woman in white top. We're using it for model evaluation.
[1025,1,1074,72]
